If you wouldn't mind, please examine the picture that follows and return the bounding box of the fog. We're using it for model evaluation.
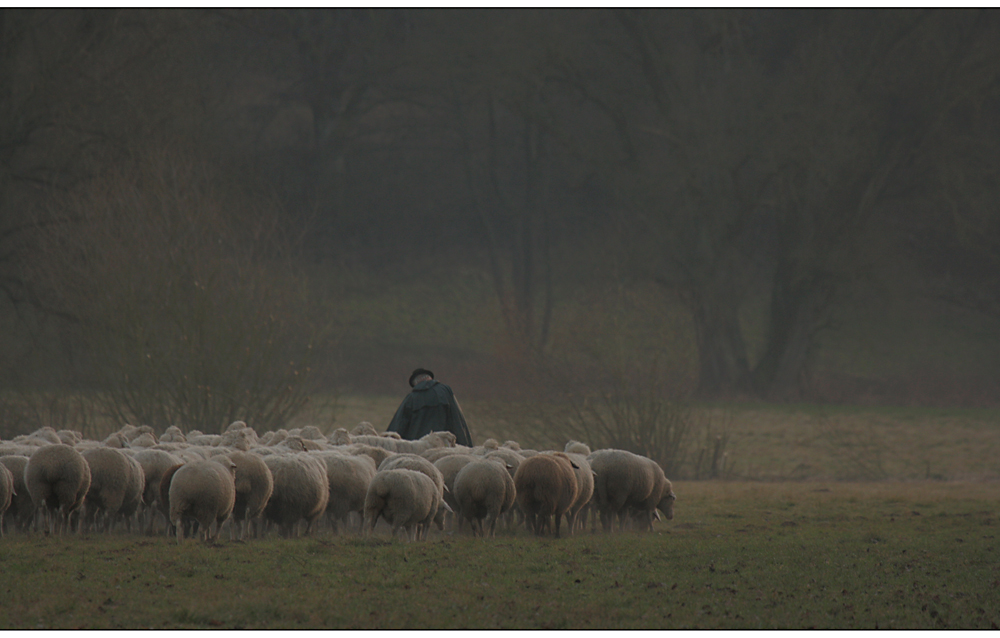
[2,9,999,434]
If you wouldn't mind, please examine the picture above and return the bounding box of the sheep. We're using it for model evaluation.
[118,452,147,531]
[563,452,595,534]
[485,448,526,529]
[421,446,474,464]
[363,468,441,542]
[344,443,395,467]
[186,434,223,447]
[351,421,378,436]
[128,433,157,449]
[224,451,274,541]
[432,453,477,516]
[25,444,92,534]
[220,428,254,451]
[263,453,330,538]
[0,462,13,537]
[159,426,186,443]
[81,447,145,533]
[314,451,377,534]
[57,430,83,446]
[0,456,33,533]
[377,453,448,537]
[564,440,592,456]
[453,457,515,538]
[501,440,522,451]
[350,430,457,456]
[168,458,237,543]
[587,449,674,532]
[297,425,327,442]
[132,449,184,535]
[513,452,579,538]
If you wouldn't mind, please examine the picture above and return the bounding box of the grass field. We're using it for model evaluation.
[2,481,998,629]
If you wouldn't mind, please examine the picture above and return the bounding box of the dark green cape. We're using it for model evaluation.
[386,379,473,447]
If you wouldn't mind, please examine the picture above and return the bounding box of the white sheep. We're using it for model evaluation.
[159,426,186,443]
[453,457,515,538]
[224,451,274,541]
[25,443,92,535]
[563,452,595,534]
[168,457,237,543]
[0,455,33,533]
[564,440,592,456]
[314,451,377,534]
[363,468,442,542]
[513,451,579,538]
[587,449,675,532]
[81,447,145,533]
[262,453,330,538]
[377,453,448,536]
[432,453,477,517]
[0,462,13,537]
[132,449,185,535]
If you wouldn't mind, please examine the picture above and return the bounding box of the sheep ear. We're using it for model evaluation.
[441,501,454,513]
[570,461,580,469]
[653,510,661,521]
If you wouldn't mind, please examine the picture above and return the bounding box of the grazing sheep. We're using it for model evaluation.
[298,425,327,442]
[314,451,377,534]
[0,456,33,533]
[351,422,378,436]
[564,440,592,456]
[501,440,522,451]
[81,448,145,533]
[168,458,237,543]
[587,449,674,532]
[350,430,457,456]
[344,444,395,468]
[0,462,13,537]
[513,452,579,538]
[132,449,184,535]
[57,430,83,446]
[432,454,477,516]
[128,433,158,449]
[453,457,515,538]
[220,428,255,451]
[363,468,441,542]
[224,451,274,541]
[25,444,92,534]
[563,452,595,534]
[377,453,448,535]
[263,453,330,538]
[158,464,184,537]
[159,426,186,443]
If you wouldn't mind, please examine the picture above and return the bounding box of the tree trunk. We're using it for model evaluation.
[689,286,752,397]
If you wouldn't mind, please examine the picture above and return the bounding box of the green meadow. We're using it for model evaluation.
[2,480,997,629]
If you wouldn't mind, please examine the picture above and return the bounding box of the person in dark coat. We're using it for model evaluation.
[386,368,473,447]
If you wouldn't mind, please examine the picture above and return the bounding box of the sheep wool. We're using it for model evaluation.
[314,451,377,534]
[168,458,237,543]
[263,453,330,538]
[453,457,515,538]
[513,452,579,538]
[224,451,274,541]
[25,444,92,535]
[364,468,440,542]
[0,455,33,533]
[0,462,13,537]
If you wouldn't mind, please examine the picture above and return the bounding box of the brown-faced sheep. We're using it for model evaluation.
[25,444,92,535]
[363,468,440,542]
[513,452,579,538]
[168,458,237,543]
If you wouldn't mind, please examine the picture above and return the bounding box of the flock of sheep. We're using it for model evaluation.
[0,421,676,543]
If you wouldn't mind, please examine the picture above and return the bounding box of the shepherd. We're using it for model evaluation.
[386,368,473,447]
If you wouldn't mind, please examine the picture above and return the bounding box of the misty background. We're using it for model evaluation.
[2,9,1000,438]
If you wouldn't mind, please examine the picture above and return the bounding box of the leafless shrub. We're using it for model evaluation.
[24,149,317,434]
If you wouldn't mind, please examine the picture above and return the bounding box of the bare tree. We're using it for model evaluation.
[25,149,315,433]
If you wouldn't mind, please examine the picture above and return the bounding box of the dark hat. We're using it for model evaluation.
[409,368,435,387]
